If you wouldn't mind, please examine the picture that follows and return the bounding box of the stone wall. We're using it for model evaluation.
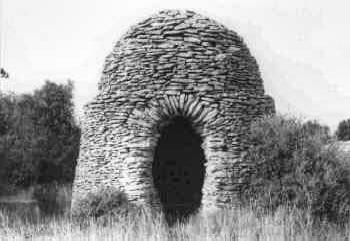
[71,9,275,212]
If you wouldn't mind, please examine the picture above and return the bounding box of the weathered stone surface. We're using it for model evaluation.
[71,9,275,213]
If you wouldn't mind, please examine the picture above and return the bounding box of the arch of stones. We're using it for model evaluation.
[71,9,275,213]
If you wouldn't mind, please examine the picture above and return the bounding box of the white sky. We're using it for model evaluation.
[1,0,350,130]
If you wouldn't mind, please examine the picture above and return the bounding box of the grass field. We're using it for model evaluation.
[0,206,349,241]
[1,116,350,240]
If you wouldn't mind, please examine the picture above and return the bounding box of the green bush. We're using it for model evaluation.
[72,186,140,222]
[241,115,350,223]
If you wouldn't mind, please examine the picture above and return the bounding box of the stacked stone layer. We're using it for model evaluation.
[72,10,275,212]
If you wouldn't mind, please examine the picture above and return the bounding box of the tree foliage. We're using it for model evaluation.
[0,80,80,192]
[336,119,350,141]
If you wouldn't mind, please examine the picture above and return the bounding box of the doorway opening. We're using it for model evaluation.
[152,116,206,223]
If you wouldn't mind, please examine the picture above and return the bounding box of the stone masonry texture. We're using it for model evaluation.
[71,9,275,213]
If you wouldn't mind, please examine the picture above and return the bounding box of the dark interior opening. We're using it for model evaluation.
[152,116,206,224]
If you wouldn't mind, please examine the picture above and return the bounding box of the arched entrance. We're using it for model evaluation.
[152,116,206,223]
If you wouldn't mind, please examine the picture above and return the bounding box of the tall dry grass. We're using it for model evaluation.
[0,206,349,241]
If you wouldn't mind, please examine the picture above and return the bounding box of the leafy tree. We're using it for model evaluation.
[33,80,81,184]
[0,80,80,192]
[0,94,17,192]
[302,120,331,142]
[336,119,350,141]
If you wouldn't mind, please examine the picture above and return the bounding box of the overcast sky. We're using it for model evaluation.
[1,0,350,130]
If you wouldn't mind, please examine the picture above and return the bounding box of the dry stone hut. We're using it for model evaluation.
[72,10,275,217]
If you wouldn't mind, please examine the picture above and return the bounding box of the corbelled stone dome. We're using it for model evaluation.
[100,9,264,95]
[72,10,275,219]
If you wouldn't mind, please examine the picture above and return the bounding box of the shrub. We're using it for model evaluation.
[72,186,140,222]
[241,115,350,223]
